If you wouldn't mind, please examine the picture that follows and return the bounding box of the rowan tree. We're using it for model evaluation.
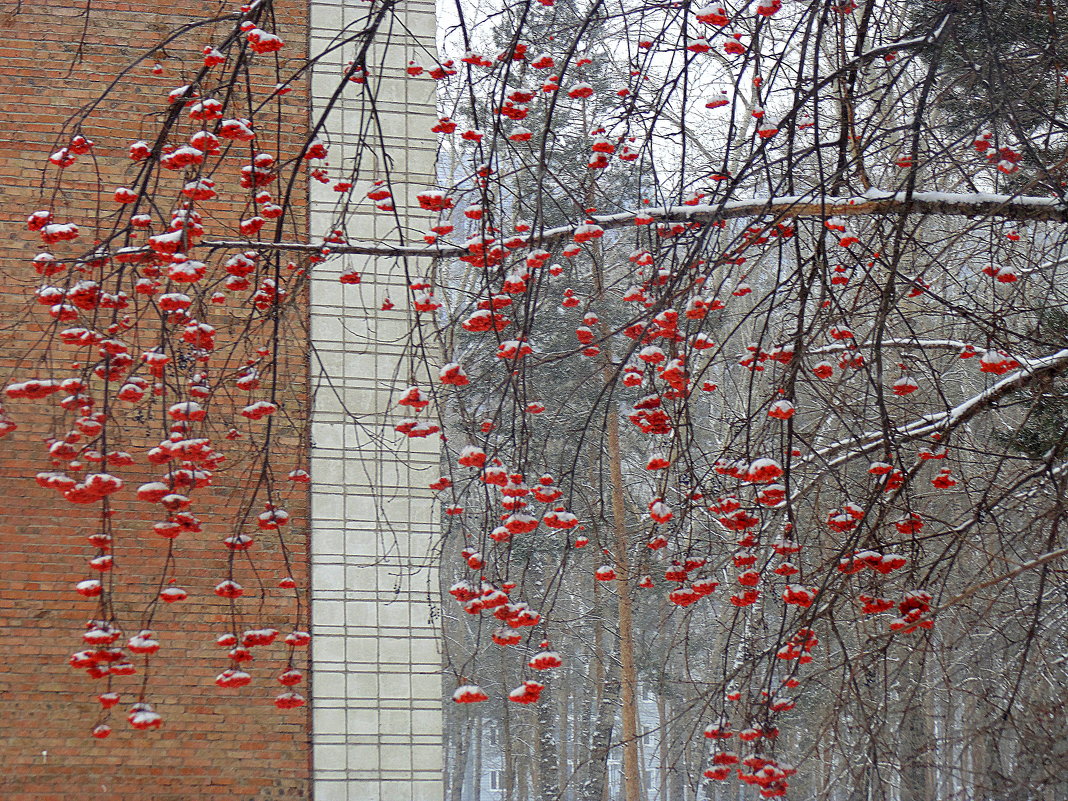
[5,0,1068,798]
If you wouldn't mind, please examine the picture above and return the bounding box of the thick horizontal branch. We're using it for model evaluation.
[199,239,444,257]
[814,347,1068,467]
[200,189,1068,258]
[808,338,971,356]
[938,546,1068,613]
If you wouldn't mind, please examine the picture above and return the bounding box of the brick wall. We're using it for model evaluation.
[0,2,313,799]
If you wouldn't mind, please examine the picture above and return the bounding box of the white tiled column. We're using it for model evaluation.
[308,2,443,799]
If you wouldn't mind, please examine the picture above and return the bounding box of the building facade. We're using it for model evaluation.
[0,1,442,799]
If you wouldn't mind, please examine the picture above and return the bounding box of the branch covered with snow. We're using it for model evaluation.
[813,348,1068,468]
[199,189,1068,259]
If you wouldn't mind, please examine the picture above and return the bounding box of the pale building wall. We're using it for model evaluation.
[308,1,444,799]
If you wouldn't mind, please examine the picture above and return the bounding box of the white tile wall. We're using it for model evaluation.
[308,0,443,799]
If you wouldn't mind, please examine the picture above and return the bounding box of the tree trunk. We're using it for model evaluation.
[578,674,620,801]
[518,740,529,801]
[504,691,515,801]
[558,675,571,801]
[606,356,642,801]
[899,681,934,801]
[657,694,668,801]
[537,685,561,801]
[450,724,468,801]
[473,721,483,801]
[587,218,641,801]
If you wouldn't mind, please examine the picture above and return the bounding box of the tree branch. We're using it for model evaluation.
[813,348,1068,468]
[196,189,1068,258]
